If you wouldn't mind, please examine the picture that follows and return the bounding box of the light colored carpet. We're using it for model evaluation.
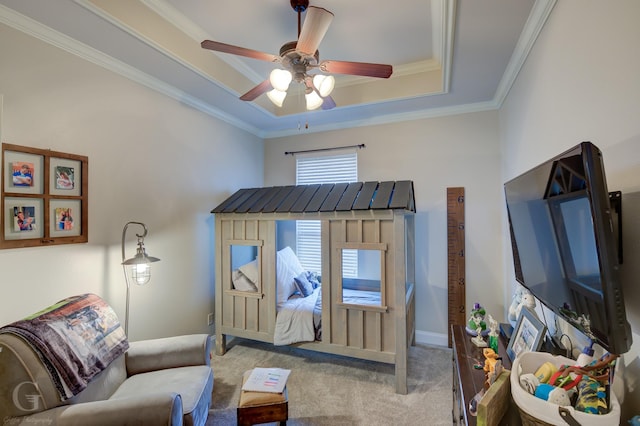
[206,337,453,425]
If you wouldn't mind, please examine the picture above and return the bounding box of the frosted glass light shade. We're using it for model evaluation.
[132,264,150,285]
[269,69,292,92]
[305,90,323,110]
[267,89,287,107]
[313,74,335,97]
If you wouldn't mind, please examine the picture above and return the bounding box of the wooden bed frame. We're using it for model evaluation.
[212,181,416,394]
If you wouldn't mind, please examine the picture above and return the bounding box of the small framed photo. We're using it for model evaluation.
[50,199,82,237]
[507,306,547,361]
[3,197,44,240]
[50,157,82,196]
[3,150,44,195]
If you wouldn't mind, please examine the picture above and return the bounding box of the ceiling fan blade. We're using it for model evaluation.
[201,40,279,63]
[296,6,334,56]
[320,60,393,79]
[240,80,273,101]
[321,96,336,110]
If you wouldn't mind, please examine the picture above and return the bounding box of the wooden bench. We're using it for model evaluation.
[237,370,288,426]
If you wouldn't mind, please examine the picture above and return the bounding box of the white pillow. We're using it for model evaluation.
[232,269,258,292]
[238,259,259,285]
[276,247,305,308]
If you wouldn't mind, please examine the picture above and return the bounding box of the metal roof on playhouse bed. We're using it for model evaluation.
[211,180,415,214]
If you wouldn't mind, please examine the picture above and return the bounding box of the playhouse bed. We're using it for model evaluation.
[212,181,416,394]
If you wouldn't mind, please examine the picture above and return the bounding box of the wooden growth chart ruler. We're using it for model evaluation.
[447,187,466,347]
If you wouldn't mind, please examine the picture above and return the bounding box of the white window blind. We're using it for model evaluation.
[296,153,358,276]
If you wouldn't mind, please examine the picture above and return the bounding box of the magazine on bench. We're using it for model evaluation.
[242,367,291,393]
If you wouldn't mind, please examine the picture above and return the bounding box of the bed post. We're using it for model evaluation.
[214,214,226,355]
[394,210,408,395]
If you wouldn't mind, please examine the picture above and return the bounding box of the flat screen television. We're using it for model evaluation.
[504,141,632,355]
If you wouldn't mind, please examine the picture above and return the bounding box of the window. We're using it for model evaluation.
[341,248,382,307]
[296,152,357,275]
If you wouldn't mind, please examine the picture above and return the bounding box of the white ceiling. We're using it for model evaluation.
[0,0,556,138]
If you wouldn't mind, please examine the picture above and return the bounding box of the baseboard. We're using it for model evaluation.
[415,329,449,348]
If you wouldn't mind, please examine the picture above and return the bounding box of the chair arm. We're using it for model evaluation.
[126,334,211,376]
[9,392,183,426]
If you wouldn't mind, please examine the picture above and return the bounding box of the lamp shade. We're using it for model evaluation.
[305,90,323,110]
[267,89,287,107]
[269,69,292,92]
[122,249,160,285]
[313,74,335,97]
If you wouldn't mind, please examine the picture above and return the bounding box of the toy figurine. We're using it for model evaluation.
[487,314,499,353]
[509,286,536,322]
[471,328,488,347]
[466,302,487,336]
[508,286,524,322]
[483,348,503,387]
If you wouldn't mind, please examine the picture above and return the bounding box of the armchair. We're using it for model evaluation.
[0,294,213,425]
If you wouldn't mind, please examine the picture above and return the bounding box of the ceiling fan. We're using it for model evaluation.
[201,0,393,111]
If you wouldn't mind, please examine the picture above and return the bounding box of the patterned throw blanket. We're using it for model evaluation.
[0,293,129,400]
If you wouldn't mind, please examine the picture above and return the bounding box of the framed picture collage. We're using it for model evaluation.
[1,143,88,249]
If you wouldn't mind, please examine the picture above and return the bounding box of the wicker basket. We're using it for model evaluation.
[511,351,620,426]
[518,408,555,426]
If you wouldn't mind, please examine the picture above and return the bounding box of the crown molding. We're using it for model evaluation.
[139,0,265,83]
[261,99,499,139]
[439,0,456,93]
[0,3,261,136]
[1,0,554,140]
[493,0,557,107]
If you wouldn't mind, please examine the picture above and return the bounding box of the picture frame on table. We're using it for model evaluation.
[506,306,547,361]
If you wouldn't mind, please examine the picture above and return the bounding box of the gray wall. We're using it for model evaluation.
[264,112,504,346]
[499,0,640,420]
[0,24,264,342]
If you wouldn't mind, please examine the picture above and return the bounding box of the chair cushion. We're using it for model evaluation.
[110,365,213,426]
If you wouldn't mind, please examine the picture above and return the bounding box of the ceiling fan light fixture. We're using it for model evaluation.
[312,74,335,97]
[269,69,293,92]
[200,3,392,112]
[267,89,287,107]
[305,89,323,110]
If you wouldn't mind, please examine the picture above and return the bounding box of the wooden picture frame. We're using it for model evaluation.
[3,149,44,195]
[50,157,82,197]
[50,199,82,238]
[3,197,44,240]
[506,306,547,361]
[1,143,88,249]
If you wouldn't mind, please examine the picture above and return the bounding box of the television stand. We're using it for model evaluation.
[451,324,521,425]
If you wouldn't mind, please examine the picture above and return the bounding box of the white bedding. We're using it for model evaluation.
[273,285,382,346]
[274,286,320,345]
